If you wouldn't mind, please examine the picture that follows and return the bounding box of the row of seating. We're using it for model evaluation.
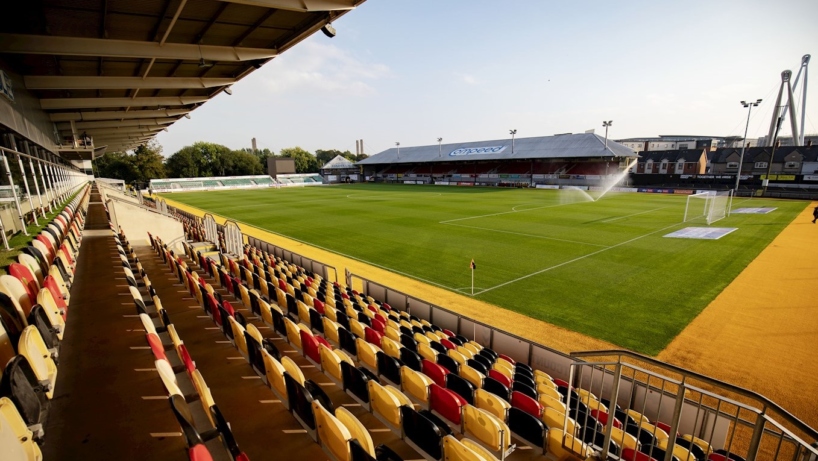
[0,185,90,460]
[115,226,250,461]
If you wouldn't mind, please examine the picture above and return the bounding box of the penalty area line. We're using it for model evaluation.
[439,201,589,224]
[442,222,610,248]
[473,221,686,296]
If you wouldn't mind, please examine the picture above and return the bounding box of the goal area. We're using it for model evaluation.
[683,190,733,225]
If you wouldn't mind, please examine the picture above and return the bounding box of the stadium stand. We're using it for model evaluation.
[150,176,277,193]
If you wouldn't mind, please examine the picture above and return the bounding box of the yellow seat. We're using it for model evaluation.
[425,331,440,342]
[627,409,648,424]
[464,342,481,354]
[442,435,491,461]
[313,401,353,461]
[263,350,288,403]
[492,360,513,377]
[381,336,401,360]
[538,384,562,402]
[460,364,485,389]
[610,426,639,452]
[546,429,592,461]
[384,326,401,342]
[462,406,512,456]
[413,332,431,345]
[324,305,338,322]
[297,300,312,325]
[658,437,695,461]
[456,345,474,359]
[417,342,438,362]
[19,326,57,398]
[276,288,287,311]
[543,407,577,436]
[355,338,379,372]
[349,319,365,339]
[337,406,375,458]
[284,317,303,350]
[320,344,344,384]
[368,380,404,431]
[229,316,248,359]
[535,373,557,388]
[640,420,669,443]
[155,359,182,396]
[0,396,43,461]
[681,434,713,456]
[282,355,305,385]
[475,388,511,421]
[323,317,341,346]
[0,275,35,317]
[239,284,251,309]
[191,369,217,426]
[36,289,65,339]
[400,366,433,405]
[448,349,468,366]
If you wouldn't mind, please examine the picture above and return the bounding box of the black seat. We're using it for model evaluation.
[341,362,370,404]
[377,352,402,386]
[508,407,545,449]
[419,409,453,436]
[304,379,334,414]
[336,311,351,331]
[466,359,487,375]
[445,373,475,404]
[350,439,376,461]
[512,380,538,399]
[513,373,536,390]
[399,326,413,337]
[478,347,498,360]
[245,333,265,377]
[581,428,620,456]
[625,422,657,447]
[399,334,417,353]
[471,354,492,369]
[169,394,206,449]
[429,341,448,354]
[515,362,533,374]
[483,377,510,401]
[400,348,422,372]
[262,338,280,360]
[27,305,59,356]
[284,373,316,432]
[641,445,679,461]
[0,356,48,440]
[436,354,460,375]
[309,308,324,333]
[210,403,246,458]
[400,406,444,460]
[339,327,358,356]
[675,437,707,461]
[375,444,404,461]
[270,306,287,336]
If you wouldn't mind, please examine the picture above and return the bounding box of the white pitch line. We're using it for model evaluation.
[474,221,686,295]
[599,206,669,223]
[443,222,610,248]
[439,201,586,224]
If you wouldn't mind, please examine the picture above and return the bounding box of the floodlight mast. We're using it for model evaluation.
[735,99,762,192]
[509,129,517,153]
[437,137,442,157]
[602,120,613,150]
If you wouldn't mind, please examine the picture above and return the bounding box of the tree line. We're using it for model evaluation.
[94,141,369,184]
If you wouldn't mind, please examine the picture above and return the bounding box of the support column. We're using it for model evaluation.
[23,143,45,218]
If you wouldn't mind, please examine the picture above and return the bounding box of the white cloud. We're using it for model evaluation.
[457,73,478,85]
[262,41,391,96]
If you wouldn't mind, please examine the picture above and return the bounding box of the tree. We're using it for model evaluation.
[239,147,275,166]
[165,141,263,178]
[94,151,139,182]
[315,149,352,167]
[280,146,318,173]
[132,141,165,182]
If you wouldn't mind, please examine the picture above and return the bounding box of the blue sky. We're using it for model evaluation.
[156,0,818,157]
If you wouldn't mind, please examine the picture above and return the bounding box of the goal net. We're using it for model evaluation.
[684,190,733,225]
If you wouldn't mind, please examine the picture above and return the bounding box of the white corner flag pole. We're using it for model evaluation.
[471,258,475,295]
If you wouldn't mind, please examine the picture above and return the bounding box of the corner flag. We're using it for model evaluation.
[470,259,476,270]
[470,259,476,295]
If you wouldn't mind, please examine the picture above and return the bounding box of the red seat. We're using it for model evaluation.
[189,444,214,461]
[36,235,55,259]
[622,448,656,461]
[488,369,512,388]
[590,409,621,429]
[422,359,450,387]
[708,454,728,461]
[278,279,287,290]
[429,383,465,426]
[371,318,386,334]
[553,378,569,387]
[655,420,675,437]
[442,329,455,337]
[8,263,39,304]
[382,303,391,312]
[315,336,331,349]
[364,327,382,348]
[510,390,543,418]
[147,333,167,362]
[300,330,321,364]
[60,244,74,265]
[497,354,515,365]
[313,298,325,315]
[43,276,68,317]
[178,344,196,376]
[221,300,236,317]
[440,339,456,350]
[367,305,378,314]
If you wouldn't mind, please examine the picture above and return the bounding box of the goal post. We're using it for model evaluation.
[683,190,733,225]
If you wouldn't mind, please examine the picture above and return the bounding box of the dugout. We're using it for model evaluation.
[356,133,637,187]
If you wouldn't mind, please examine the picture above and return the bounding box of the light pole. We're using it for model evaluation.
[437,137,443,157]
[509,129,517,153]
[395,142,400,159]
[602,120,613,150]
[735,99,762,192]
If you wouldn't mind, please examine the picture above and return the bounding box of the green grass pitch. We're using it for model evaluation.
[165,184,807,355]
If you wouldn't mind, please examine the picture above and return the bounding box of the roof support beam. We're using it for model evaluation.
[216,0,356,12]
[57,118,177,129]
[25,76,237,90]
[0,34,278,61]
[40,96,207,110]
[50,109,190,122]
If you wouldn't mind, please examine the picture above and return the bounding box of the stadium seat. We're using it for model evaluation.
[376,351,402,386]
[400,366,433,407]
[18,326,57,398]
[400,406,445,461]
[399,348,422,372]
[475,388,511,421]
[0,396,43,461]
[285,374,317,440]
[341,362,371,409]
[511,390,543,418]
[367,380,406,434]
[312,400,352,461]
[548,428,593,461]
[429,383,465,428]
[380,336,401,360]
[355,338,379,374]
[422,359,449,387]
[460,364,485,389]
[462,405,514,460]
[0,355,49,440]
[508,407,545,453]
[263,350,289,409]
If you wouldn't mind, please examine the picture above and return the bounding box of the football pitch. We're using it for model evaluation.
[164,184,808,355]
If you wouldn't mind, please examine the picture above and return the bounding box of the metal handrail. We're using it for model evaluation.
[570,349,818,441]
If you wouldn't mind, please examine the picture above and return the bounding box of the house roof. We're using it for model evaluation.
[713,146,818,163]
[357,133,636,166]
[322,155,356,169]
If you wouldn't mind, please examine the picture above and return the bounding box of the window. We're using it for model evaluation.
[754,162,768,169]
[785,161,799,169]
[727,162,739,169]
[679,144,689,149]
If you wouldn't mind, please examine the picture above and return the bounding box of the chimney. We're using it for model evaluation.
[360,139,364,155]
[355,140,360,156]
[251,137,257,152]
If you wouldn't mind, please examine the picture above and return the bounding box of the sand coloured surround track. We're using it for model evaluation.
[162,195,817,430]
